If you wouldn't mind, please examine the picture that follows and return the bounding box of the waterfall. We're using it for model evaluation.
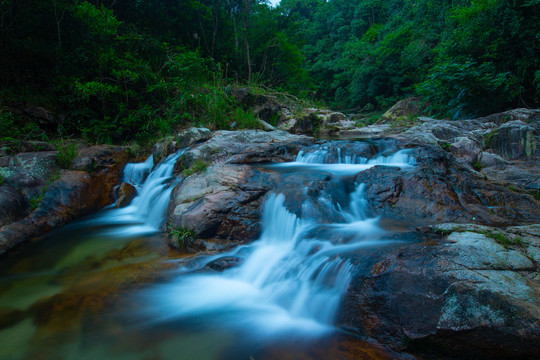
[142,145,415,339]
[88,151,184,235]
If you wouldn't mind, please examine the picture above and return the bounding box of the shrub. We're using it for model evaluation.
[56,142,78,169]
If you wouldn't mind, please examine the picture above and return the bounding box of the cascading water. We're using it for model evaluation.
[143,144,415,339]
[89,151,184,235]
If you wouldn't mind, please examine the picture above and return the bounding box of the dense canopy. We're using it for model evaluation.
[1,0,539,142]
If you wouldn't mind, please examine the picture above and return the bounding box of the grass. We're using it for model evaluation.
[183,159,208,177]
[56,142,78,169]
[168,226,195,249]
[0,173,4,186]
[483,231,524,250]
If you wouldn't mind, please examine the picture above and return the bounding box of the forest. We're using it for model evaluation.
[1,0,539,144]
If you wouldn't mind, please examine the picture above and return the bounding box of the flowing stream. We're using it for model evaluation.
[0,142,415,360]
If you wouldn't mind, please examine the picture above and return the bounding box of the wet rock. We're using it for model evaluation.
[116,183,137,208]
[0,186,29,226]
[206,256,243,271]
[353,145,540,226]
[169,164,276,243]
[0,146,129,256]
[153,127,212,163]
[338,223,540,359]
[176,130,313,171]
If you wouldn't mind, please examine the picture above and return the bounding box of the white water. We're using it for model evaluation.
[87,151,184,236]
[143,145,415,338]
[273,147,415,176]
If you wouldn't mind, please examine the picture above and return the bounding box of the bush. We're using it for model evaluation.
[56,142,78,169]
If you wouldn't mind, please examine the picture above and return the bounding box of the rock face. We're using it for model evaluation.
[393,108,540,195]
[176,129,313,170]
[337,223,540,359]
[169,164,276,249]
[0,145,129,255]
[353,144,540,226]
[167,130,313,250]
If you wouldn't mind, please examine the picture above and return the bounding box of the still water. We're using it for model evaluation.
[0,143,414,360]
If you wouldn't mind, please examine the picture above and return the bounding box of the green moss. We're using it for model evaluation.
[182,159,208,177]
[482,231,523,250]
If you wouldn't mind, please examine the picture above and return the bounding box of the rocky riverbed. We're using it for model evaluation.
[0,102,538,359]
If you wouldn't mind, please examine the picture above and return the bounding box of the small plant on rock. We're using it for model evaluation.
[56,142,78,169]
[168,226,195,249]
[183,159,208,177]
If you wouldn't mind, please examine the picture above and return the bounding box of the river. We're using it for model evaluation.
[0,141,416,360]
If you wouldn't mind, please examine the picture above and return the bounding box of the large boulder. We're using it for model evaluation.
[153,127,212,163]
[176,129,313,170]
[337,223,540,359]
[167,130,313,251]
[169,164,276,250]
[0,145,129,255]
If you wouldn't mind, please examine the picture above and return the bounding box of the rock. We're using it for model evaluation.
[0,146,129,256]
[353,145,540,226]
[488,120,539,160]
[0,186,29,226]
[449,136,481,164]
[116,182,137,208]
[481,165,540,191]
[206,256,243,271]
[380,97,423,123]
[176,130,313,171]
[169,164,276,244]
[153,127,212,163]
[0,151,59,198]
[476,151,508,168]
[477,108,540,126]
[23,106,59,130]
[230,87,282,124]
[337,223,540,359]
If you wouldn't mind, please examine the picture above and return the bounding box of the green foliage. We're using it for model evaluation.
[56,142,78,169]
[439,142,451,151]
[183,159,209,177]
[472,162,484,171]
[30,171,61,211]
[168,226,195,250]
[0,173,5,186]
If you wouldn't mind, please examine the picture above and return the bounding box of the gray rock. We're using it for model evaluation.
[488,120,539,160]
